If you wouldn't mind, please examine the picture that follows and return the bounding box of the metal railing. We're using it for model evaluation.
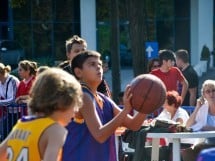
[0,103,27,141]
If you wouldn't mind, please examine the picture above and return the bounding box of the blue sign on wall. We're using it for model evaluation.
[145,42,159,60]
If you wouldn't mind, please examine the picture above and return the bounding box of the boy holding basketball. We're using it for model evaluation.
[0,68,83,161]
[63,50,147,161]
[151,49,188,103]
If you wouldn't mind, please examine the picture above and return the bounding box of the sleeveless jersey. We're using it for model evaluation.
[63,87,117,161]
[7,117,56,161]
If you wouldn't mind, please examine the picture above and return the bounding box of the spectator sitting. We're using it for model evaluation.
[157,90,189,126]
[147,90,191,161]
[182,80,215,161]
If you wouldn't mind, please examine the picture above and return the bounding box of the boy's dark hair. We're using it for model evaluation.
[175,49,189,63]
[71,50,101,79]
[159,49,176,64]
[65,35,87,53]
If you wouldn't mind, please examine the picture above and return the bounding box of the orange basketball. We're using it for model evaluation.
[130,74,166,114]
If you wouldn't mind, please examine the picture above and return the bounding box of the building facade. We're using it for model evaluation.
[0,0,214,72]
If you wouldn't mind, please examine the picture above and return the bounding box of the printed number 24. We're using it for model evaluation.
[7,147,28,161]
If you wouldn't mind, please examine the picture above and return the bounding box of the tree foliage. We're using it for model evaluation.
[126,0,147,75]
[10,0,26,8]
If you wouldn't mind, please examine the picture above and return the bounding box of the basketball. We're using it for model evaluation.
[130,74,166,114]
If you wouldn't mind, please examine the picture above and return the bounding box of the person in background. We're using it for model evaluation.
[157,90,189,126]
[150,49,188,103]
[15,60,37,105]
[58,35,87,74]
[147,58,162,118]
[0,68,83,161]
[157,90,191,161]
[36,65,50,75]
[118,91,134,116]
[118,91,124,107]
[147,58,160,72]
[0,63,20,140]
[63,50,147,161]
[58,35,111,97]
[182,80,215,161]
[97,60,112,97]
[175,49,199,106]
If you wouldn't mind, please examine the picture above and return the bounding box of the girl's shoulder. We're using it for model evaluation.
[8,74,20,83]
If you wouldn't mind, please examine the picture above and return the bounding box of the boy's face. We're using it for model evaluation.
[67,43,86,61]
[163,59,175,69]
[175,57,182,69]
[79,57,103,86]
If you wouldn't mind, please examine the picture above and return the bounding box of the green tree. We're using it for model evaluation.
[10,0,26,8]
[126,0,147,76]
[110,0,121,102]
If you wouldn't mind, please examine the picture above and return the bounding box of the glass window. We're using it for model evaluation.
[54,23,78,60]
[33,24,52,58]
[156,0,174,20]
[12,0,80,61]
[157,20,174,49]
[13,1,31,21]
[13,24,32,58]
[32,0,52,21]
[55,0,79,21]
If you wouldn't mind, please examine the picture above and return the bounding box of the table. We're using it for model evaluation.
[147,131,215,161]
[115,127,127,161]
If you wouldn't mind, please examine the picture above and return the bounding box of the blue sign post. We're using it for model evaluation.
[145,42,159,60]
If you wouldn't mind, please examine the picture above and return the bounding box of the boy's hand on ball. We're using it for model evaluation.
[123,85,132,112]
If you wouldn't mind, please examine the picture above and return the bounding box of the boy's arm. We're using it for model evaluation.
[40,124,67,161]
[81,92,132,143]
[186,98,203,128]
[180,79,189,103]
[113,86,147,131]
[0,138,9,161]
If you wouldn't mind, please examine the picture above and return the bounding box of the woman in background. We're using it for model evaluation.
[147,58,160,72]
[182,80,215,161]
[157,90,189,125]
[15,60,37,106]
[0,63,20,140]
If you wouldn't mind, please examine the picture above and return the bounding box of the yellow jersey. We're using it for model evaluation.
[7,117,56,161]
